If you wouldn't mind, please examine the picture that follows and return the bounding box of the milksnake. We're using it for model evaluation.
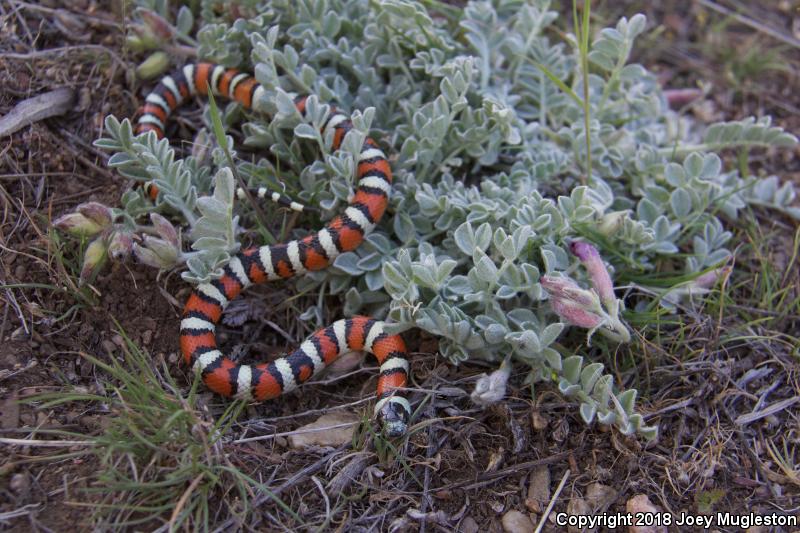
[134,62,412,437]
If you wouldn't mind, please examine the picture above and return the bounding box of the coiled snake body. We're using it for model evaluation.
[135,63,411,437]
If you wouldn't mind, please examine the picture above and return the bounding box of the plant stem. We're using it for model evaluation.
[578,0,593,183]
[656,142,777,158]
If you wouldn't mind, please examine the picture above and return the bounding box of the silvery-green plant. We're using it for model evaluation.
[70,0,799,440]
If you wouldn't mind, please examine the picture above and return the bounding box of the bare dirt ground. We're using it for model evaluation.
[1,1,799,531]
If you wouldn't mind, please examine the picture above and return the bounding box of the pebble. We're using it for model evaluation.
[586,482,617,512]
[502,510,534,533]
[101,339,116,355]
[626,495,667,533]
[460,516,479,533]
[10,472,31,494]
[525,465,551,513]
[566,497,591,533]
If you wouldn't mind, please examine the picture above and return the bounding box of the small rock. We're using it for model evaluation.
[79,415,108,432]
[567,497,591,533]
[10,472,30,495]
[460,516,480,533]
[1,393,20,430]
[101,339,116,355]
[287,412,358,449]
[141,330,153,345]
[502,510,534,533]
[35,411,50,426]
[525,465,551,513]
[586,482,617,513]
[626,495,666,533]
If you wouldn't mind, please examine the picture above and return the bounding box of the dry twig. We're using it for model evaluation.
[0,89,75,138]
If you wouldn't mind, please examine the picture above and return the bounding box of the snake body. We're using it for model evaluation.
[134,63,411,436]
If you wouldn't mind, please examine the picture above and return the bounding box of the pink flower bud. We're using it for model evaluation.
[552,299,603,329]
[76,202,113,227]
[150,213,179,248]
[663,88,703,108]
[540,275,596,307]
[80,238,108,282]
[570,241,615,306]
[137,9,174,40]
[53,212,103,237]
[692,266,731,290]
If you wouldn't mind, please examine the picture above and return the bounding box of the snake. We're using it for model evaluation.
[134,62,411,437]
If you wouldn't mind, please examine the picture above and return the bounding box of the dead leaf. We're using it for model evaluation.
[324,350,365,377]
[288,412,358,449]
[485,447,505,472]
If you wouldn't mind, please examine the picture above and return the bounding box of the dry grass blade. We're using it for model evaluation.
[734,396,800,426]
[168,473,205,529]
[696,0,800,50]
[0,504,42,523]
[0,437,95,447]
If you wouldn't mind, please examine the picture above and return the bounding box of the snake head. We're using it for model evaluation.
[377,396,411,438]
